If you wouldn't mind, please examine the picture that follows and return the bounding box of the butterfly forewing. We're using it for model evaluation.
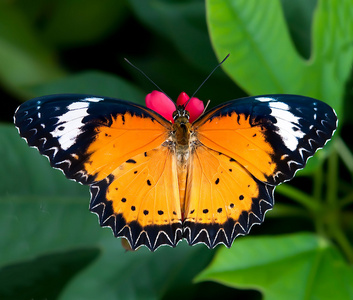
[185,94,337,248]
[14,94,171,184]
[194,95,337,185]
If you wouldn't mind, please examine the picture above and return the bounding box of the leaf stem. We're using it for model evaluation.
[325,149,353,264]
[326,148,338,207]
[330,222,353,264]
[313,164,325,236]
[339,191,353,208]
[335,137,353,175]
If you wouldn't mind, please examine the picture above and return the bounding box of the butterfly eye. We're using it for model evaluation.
[172,110,178,120]
[184,110,190,119]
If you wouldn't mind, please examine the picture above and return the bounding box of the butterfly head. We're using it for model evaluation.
[173,105,190,124]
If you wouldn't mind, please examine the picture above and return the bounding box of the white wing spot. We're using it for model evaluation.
[268,102,305,151]
[51,102,90,150]
[256,97,273,102]
[85,97,104,102]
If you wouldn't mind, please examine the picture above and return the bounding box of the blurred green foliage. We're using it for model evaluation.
[0,0,353,299]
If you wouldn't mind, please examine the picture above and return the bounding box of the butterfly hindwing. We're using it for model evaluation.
[184,144,274,248]
[90,144,182,250]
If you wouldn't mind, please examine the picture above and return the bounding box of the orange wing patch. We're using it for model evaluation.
[183,144,274,248]
[195,113,277,183]
[84,111,171,182]
[89,144,182,251]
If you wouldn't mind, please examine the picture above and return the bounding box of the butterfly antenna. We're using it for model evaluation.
[185,54,230,107]
[124,58,172,101]
[202,100,211,114]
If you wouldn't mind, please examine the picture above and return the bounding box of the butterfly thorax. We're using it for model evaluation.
[172,106,194,216]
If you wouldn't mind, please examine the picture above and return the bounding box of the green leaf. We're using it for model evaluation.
[0,248,100,300]
[309,0,353,115]
[0,2,64,92]
[0,125,100,265]
[195,233,353,300]
[207,0,304,94]
[60,241,213,300]
[279,0,317,59]
[26,71,146,105]
[207,0,353,117]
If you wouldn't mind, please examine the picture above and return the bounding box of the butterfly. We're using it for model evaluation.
[14,92,337,251]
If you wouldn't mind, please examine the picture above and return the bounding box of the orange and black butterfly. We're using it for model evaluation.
[14,92,337,251]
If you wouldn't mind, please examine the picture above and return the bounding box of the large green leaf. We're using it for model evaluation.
[207,0,304,94]
[195,233,353,300]
[279,0,317,59]
[60,240,213,300]
[207,0,353,117]
[0,126,99,267]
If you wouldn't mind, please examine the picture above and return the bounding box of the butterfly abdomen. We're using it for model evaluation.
[172,117,193,217]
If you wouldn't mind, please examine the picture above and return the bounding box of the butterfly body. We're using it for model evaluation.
[14,93,337,251]
[172,106,194,211]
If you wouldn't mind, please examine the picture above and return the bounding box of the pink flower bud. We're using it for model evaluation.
[145,91,176,122]
[145,90,204,123]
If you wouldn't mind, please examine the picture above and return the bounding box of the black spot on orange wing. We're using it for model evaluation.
[126,159,137,164]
